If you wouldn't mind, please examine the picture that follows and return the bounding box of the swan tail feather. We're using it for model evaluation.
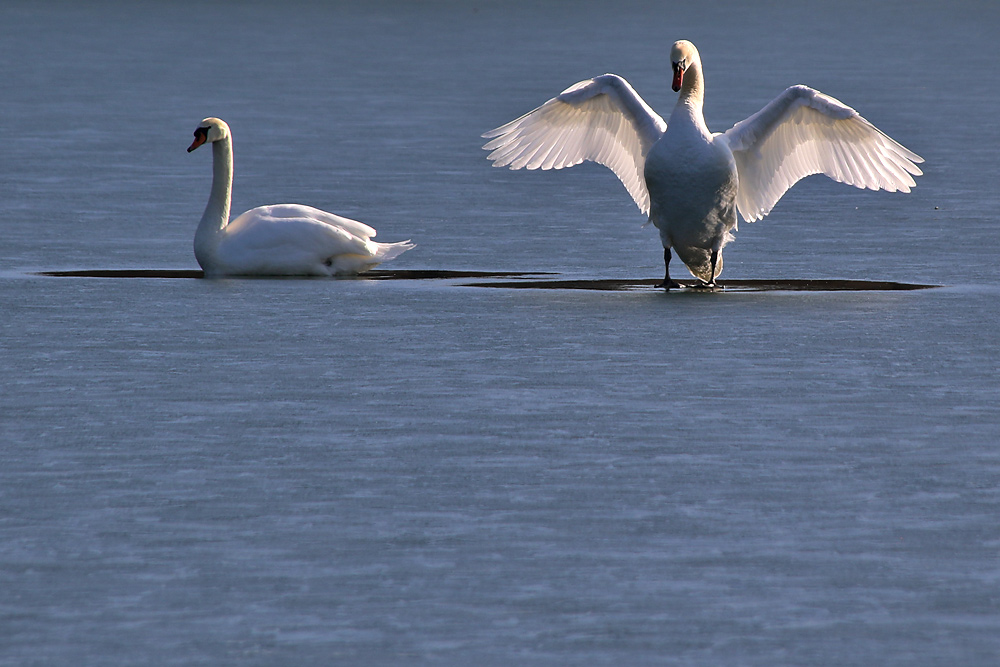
[327,241,414,275]
[372,240,416,263]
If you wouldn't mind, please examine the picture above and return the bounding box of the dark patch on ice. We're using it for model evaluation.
[460,278,939,292]
[39,269,206,279]
[36,269,554,280]
[35,270,938,291]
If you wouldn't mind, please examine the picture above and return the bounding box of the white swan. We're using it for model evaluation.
[483,40,923,287]
[187,117,413,277]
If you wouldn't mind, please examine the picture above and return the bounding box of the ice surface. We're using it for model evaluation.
[1,1,999,665]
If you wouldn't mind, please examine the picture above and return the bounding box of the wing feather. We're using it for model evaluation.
[483,74,666,214]
[721,85,923,222]
[249,204,377,239]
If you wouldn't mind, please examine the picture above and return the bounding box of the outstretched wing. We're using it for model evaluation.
[720,85,923,223]
[483,74,667,215]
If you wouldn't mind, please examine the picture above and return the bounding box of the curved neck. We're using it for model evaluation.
[679,58,705,109]
[671,57,709,133]
[195,137,233,254]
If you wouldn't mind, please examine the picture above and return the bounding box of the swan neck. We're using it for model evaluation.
[671,57,710,135]
[679,58,705,109]
[196,137,233,251]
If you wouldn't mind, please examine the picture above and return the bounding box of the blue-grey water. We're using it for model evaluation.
[2,1,999,665]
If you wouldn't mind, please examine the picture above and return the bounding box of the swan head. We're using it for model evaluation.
[670,40,699,92]
[187,117,231,152]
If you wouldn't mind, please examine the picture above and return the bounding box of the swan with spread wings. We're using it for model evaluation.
[483,40,922,287]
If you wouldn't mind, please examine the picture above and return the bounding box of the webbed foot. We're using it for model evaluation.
[658,248,681,290]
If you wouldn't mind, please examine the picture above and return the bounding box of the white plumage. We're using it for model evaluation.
[724,85,923,223]
[483,40,922,286]
[483,75,665,214]
[188,117,413,277]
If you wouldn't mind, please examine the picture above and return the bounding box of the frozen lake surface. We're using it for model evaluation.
[2,1,999,664]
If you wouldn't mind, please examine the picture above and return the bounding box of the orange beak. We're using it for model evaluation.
[671,64,685,92]
[187,128,208,153]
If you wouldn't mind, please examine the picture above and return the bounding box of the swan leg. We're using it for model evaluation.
[656,247,681,289]
[690,247,720,289]
[704,247,719,287]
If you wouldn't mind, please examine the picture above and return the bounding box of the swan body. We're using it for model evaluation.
[483,40,923,286]
[188,117,413,277]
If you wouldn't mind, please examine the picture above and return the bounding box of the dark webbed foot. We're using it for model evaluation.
[658,248,681,290]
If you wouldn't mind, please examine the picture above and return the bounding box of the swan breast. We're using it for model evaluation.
[645,131,738,236]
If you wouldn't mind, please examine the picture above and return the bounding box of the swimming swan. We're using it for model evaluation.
[188,117,413,277]
[483,40,922,287]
